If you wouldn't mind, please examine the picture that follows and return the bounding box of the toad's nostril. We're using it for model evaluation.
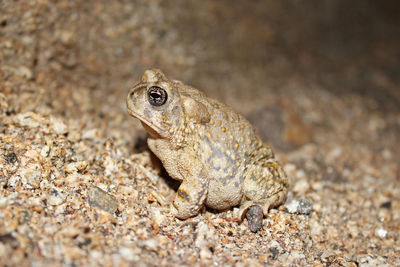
[127,91,137,107]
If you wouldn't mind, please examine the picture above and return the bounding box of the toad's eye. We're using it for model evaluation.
[147,86,168,106]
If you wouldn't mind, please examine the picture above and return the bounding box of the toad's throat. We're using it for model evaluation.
[140,121,164,138]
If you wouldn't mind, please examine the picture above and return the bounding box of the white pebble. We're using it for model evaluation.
[51,118,68,135]
[118,247,137,261]
[149,207,167,225]
[195,222,216,259]
[82,128,101,140]
[14,112,41,128]
[285,199,301,214]
[0,197,8,208]
[375,227,387,238]
[40,146,51,157]
[143,239,159,251]
[103,156,119,176]
[47,191,66,206]
[17,66,33,80]
[8,176,20,187]
[293,179,310,194]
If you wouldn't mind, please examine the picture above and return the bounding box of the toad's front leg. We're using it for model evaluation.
[171,155,209,219]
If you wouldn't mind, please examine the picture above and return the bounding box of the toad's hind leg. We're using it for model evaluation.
[238,159,288,222]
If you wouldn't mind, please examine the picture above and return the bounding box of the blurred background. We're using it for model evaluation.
[1,0,400,148]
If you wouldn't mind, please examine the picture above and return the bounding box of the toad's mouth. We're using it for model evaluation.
[140,121,164,138]
[127,109,166,139]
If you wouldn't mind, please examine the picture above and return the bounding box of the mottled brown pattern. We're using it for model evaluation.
[127,69,288,225]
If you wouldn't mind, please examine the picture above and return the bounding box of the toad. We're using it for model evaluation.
[127,69,289,232]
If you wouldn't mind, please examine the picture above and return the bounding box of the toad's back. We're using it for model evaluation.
[187,95,282,210]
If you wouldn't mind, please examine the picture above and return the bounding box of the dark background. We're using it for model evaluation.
[2,0,400,113]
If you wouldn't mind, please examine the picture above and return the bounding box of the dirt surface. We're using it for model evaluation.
[1,1,400,266]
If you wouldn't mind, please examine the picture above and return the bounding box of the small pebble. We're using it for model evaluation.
[64,161,88,173]
[40,146,51,157]
[4,152,18,164]
[17,66,33,80]
[50,118,68,135]
[20,168,41,189]
[246,205,263,232]
[195,222,216,259]
[149,207,168,225]
[380,201,392,210]
[88,186,119,214]
[0,197,8,208]
[82,128,101,140]
[119,247,138,261]
[293,178,310,194]
[14,112,41,128]
[143,239,159,251]
[7,176,20,188]
[285,198,313,215]
[47,189,66,206]
[374,227,387,238]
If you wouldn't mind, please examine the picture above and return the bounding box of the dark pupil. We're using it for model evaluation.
[148,86,167,106]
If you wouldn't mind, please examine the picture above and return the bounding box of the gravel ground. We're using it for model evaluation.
[1,1,400,266]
